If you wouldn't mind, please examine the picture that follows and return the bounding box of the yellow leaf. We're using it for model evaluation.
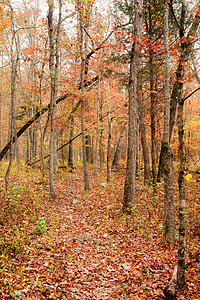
[107,205,114,209]
[119,275,125,281]
[185,173,192,181]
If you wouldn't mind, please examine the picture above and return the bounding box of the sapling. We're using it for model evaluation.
[36,217,47,235]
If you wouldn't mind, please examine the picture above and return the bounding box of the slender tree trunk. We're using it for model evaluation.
[112,124,126,169]
[106,99,112,182]
[138,104,151,185]
[177,0,187,289]
[149,50,157,192]
[94,54,103,176]
[123,0,143,212]
[78,0,89,190]
[47,0,61,198]
[38,40,48,177]
[68,52,78,170]
[94,78,100,175]
[5,4,19,190]
[68,112,74,169]
[137,68,150,184]
[99,128,104,169]
[48,1,56,199]
[85,134,92,163]
[157,1,200,182]
[136,102,140,179]
[91,135,94,164]
[162,2,175,247]
[177,99,187,289]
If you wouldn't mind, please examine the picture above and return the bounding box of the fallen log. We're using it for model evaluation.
[163,265,177,299]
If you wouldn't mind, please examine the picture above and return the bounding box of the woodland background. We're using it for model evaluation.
[0,0,200,299]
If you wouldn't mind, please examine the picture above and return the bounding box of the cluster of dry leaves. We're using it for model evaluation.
[0,165,199,299]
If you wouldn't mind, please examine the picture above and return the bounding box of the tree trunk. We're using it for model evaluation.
[5,4,19,190]
[47,0,61,198]
[136,103,140,179]
[91,135,94,164]
[157,0,200,182]
[78,0,90,191]
[85,134,92,163]
[137,67,150,184]
[106,99,112,182]
[150,50,157,192]
[68,114,74,169]
[99,128,104,169]
[177,99,187,289]
[163,146,175,246]
[48,1,56,199]
[68,53,78,170]
[123,0,143,213]
[94,54,103,176]
[112,124,126,169]
[162,2,175,247]
[38,40,48,177]
[177,1,187,289]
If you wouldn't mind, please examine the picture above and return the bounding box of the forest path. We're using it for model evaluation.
[1,166,199,299]
[37,168,172,299]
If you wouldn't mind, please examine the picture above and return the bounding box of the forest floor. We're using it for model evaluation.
[0,162,199,300]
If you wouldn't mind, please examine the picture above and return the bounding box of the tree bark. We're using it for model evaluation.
[5,3,19,190]
[157,0,200,182]
[137,66,150,184]
[94,54,103,176]
[112,124,126,169]
[47,0,61,198]
[78,0,90,191]
[162,2,175,247]
[177,2,187,288]
[106,98,112,182]
[123,0,143,213]
[150,49,157,192]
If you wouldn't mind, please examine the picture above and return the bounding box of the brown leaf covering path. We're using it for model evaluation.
[0,166,199,299]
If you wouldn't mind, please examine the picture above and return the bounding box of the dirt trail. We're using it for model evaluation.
[1,168,199,299]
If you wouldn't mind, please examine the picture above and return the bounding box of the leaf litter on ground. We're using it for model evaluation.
[0,165,199,299]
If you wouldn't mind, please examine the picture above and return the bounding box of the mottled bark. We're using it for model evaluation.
[123,0,143,212]
[139,109,150,185]
[162,2,175,247]
[157,0,200,182]
[78,0,90,191]
[177,98,187,289]
[47,0,61,199]
[150,50,157,192]
[177,2,187,288]
[163,146,175,246]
